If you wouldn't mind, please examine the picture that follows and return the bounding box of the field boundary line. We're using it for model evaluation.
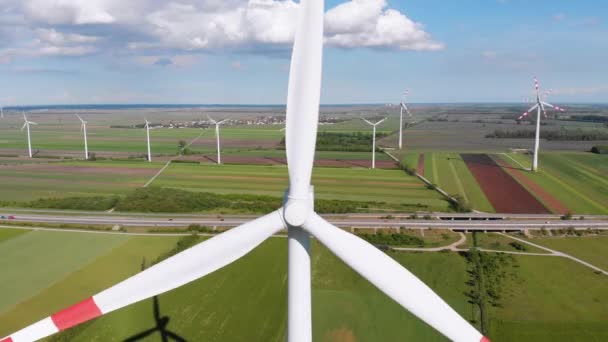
[144,160,172,188]
[497,233,608,275]
[501,153,530,171]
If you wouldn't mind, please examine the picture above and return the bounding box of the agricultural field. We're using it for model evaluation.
[0,160,161,202]
[525,236,608,270]
[1,229,607,341]
[500,152,608,214]
[152,163,449,211]
[464,233,550,254]
[421,152,494,213]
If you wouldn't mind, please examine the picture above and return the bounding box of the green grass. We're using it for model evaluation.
[0,228,29,243]
[399,152,420,171]
[423,153,495,212]
[489,255,608,341]
[525,236,608,270]
[502,153,608,214]
[153,163,449,211]
[0,235,181,335]
[0,230,129,314]
[1,229,607,341]
[465,233,549,254]
[0,160,162,202]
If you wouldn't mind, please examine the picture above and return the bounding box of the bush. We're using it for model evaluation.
[591,145,608,154]
[358,232,424,247]
[508,242,527,251]
[25,196,119,211]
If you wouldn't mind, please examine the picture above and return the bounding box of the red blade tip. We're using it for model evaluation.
[481,337,491,342]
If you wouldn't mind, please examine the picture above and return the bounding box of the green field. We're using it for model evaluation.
[1,229,606,341]
[503,152,608,214]
[525,236,608,270]
[422,152,494,212]
[489,255,608,341]
[0,160,163,202]
[465,233,550,254]
[152,163,449,211]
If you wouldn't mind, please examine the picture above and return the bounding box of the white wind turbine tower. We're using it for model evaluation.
[3,1,488,341]
[518,77,566,172]
[398,90,412,149]
[21,113,37,158]
[76,114,89,160]
[144,118,152,162]
[362,117,387,169]
[207,115,228,164]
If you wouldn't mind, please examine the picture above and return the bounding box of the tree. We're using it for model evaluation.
[178,140,187,151]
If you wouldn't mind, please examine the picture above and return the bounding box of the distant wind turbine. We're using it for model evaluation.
[399,90,412,150]
[76,114,89,160]
[362,117,387,169]
[518,77,566,172]
[207,115,228,165]
[144,118,152,162]
[21,114,37,158]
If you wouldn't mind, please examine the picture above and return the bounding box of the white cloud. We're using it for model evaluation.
[1,0,444,61]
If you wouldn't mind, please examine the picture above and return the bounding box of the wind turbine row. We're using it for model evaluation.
[3,1,488,341]
[518,77,566,172]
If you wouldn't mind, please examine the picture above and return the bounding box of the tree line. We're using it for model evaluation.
[486,128,608,141]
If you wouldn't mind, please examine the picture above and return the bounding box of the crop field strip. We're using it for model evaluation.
[421,153,495,213]
[0,160,161,202]
[492,155,570,215]
[503,153,608,214]
[461,154,549,214]
[1,230,607,341]
[151,163,449,209]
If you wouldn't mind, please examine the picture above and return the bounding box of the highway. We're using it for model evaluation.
[2,210,608,231]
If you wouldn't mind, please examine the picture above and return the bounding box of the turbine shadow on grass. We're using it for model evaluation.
[121,296,187,342]
[122,259,187,342]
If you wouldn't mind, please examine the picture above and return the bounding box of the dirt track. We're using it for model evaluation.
[417,154,425,175]
[461,154,550,214]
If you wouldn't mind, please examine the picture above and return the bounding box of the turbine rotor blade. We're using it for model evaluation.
[361,118,374,126]
[303,214,487,342]
[285,0,324,202]
[376,117,387,125]
[21,123,27,131]
[4,210,286,342]
[518,104,538,120]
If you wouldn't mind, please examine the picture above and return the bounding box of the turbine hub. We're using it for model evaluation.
[283,187,314,227]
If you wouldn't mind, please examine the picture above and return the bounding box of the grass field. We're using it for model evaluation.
[525,236,608,270]
[152,163,450,211]
[0,229,607,341]
[0,160,162,202]
[422,152,495,212]
[502,152,608,214]
[489,255,608,341]
[465,233,550,254]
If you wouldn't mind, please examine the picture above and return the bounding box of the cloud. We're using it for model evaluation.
[0,0,443,61]
[324,0,443,50]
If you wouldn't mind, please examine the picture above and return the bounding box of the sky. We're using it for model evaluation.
[0,0,606,105]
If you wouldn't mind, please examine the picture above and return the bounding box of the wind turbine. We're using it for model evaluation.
[144,118,152,162]
[21,114,37,158]
[207,115,227,164]
[398,90,412,149]
[76,114,89,160]
[518,77,566,172]
[2,1,488,342]
[362,117,387,169]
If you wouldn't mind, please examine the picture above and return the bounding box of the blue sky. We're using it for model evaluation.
[0,0,606,105]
